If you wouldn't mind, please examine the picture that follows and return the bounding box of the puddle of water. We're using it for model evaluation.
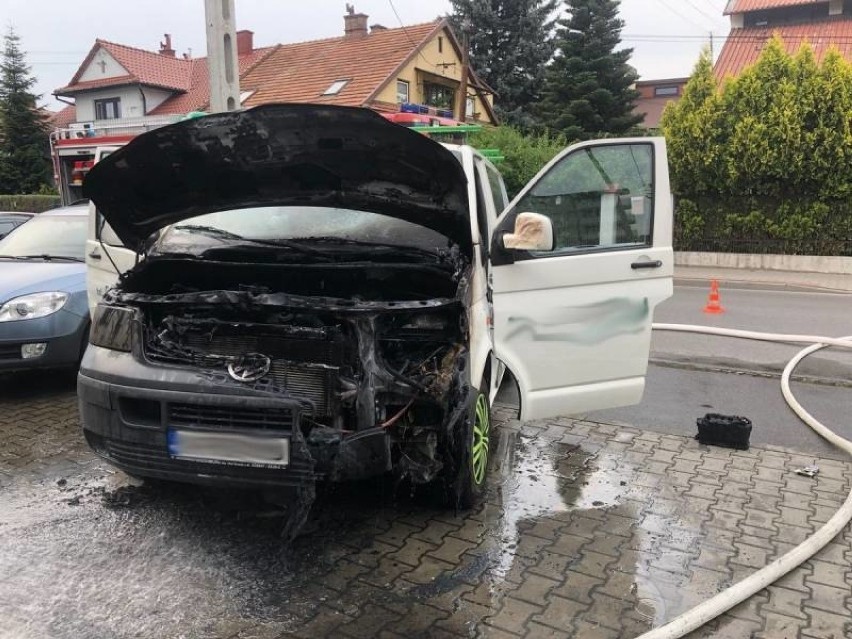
[0,405,715,638]
[485,430,571,579]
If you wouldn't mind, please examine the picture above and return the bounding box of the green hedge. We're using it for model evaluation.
[662,39,852,256]
[675,196,852,256]
[468,126,568,198]
[0,194,62,213]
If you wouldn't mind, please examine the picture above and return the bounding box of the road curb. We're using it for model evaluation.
[650,353,852,388]
[674,277,852,294]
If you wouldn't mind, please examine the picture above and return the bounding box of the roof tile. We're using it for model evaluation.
[55,20,462,121]
[241,21,441,108]
[714,18,852,78]
[725,0,829,15]
[150,46,277,114]
[49,105,77,128]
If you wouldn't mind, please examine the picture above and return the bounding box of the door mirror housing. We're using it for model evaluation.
[500,212,554,252]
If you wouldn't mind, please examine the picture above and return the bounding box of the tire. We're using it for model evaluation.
[446,383,491,509]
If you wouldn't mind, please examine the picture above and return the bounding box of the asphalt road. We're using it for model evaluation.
[585,363,852,461]
[651,286,852,381]
[491,286,852,461]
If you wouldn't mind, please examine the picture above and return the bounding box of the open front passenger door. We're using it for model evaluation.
[490,138,673,421]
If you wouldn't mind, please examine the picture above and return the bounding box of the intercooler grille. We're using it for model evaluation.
[267,363,336,415]
[144,327,342,416]
[169,403,295,431]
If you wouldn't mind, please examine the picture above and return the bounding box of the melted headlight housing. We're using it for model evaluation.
[90,304,134,352]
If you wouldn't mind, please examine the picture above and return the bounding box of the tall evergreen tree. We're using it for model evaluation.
[0,27,50,194]
[450,0,558,129]
[537,0,642,140]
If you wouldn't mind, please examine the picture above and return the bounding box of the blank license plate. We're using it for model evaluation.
[167,429,289,468]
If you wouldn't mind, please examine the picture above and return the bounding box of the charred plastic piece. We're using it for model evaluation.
[695,413,752,450]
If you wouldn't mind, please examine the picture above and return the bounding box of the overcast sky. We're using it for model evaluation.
[2,0,732,111]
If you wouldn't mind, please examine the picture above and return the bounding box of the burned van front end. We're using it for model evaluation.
[78,104,486,505]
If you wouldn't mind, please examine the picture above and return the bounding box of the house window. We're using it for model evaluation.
[322,79,349,96]
[438,36,443,53]
[396,80,410,104]
[94,98,121,120]
[423,81,455,110]
[466,96,475,117]
[654,86,679,97]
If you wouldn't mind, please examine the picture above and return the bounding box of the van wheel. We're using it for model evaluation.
[446,384,491,509]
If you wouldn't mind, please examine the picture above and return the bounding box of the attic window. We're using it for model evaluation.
[322,79,350,96]
[654,86,679,97]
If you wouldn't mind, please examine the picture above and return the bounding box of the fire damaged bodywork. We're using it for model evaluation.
[84,254,472,486]
[77,105,484,506]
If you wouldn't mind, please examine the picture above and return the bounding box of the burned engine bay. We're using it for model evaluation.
[106,252,474,486]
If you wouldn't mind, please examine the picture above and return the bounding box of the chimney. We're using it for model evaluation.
[236,29,254,55]
[344,4,368,38]
[159,33,175,57]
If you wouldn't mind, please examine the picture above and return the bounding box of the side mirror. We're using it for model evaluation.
[501,212,554,252]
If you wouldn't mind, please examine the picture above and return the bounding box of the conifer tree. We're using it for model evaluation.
[0,27,50,194]
[450,0,558,129]
[537,0,642,139]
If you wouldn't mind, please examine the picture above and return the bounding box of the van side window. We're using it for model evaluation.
[473,166,489,265]
[96,212,124,247]
[485,164,508,212]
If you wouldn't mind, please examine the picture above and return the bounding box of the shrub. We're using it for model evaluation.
[0,194,62,213]
[468,126,568,198]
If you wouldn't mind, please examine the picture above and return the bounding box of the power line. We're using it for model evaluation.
[651,0,710,31]
[682,0,723,23]
[387,0,437,68]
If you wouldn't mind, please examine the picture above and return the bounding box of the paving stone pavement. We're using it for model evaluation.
[1,375,851,639]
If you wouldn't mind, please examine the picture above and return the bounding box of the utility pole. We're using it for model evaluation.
[457,19,471,123]
[709,31,715,59]
[204,0,240,112]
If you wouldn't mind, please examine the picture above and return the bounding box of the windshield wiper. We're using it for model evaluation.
[297,237,448,259]
[2,254,84,262]
[173,225,247,240]
[174,225,329,257]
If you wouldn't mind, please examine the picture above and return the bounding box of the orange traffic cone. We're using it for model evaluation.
[703,279,725,314]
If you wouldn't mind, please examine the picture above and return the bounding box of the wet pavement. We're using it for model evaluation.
[2,372,852,638]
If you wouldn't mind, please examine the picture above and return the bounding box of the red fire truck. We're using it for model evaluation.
[49,116,182,205]
[50,106,494,205]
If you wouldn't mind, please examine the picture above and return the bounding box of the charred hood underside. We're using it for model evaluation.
[83,104,472,251]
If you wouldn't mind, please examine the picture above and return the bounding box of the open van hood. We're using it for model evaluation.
[84,104,471,249]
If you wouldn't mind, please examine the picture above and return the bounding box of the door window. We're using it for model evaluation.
[94,98,121,120]
[511,143,654,254]
[95,212,124,247]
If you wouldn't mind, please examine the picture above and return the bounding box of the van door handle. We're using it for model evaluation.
[631,260,662,269]
[88,251,102,260]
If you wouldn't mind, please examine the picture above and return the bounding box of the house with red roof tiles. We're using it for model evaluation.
[715,0,852,78]
[49,10,497,132]
[632,77,689,130]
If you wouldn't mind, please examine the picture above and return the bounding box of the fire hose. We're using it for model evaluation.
[635,324,852,639]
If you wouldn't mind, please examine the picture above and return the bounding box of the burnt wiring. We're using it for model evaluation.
[379,397,416,429]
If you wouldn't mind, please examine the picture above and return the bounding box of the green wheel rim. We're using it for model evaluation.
[472,394,490,485]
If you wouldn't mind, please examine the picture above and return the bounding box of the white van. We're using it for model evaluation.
[80,105,672,508]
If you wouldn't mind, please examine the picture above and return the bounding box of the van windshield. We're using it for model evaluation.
[157,206,454,253]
